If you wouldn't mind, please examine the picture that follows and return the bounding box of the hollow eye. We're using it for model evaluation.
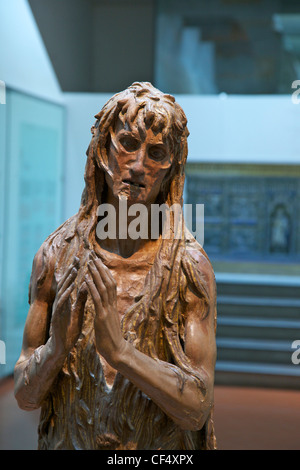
[149,145,166,161]
[119,136,139,152]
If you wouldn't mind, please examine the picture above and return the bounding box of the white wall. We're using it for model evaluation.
[63,92,299,220]
[0,0,62,103]
[177,94,300,164]
[63,93,112,218]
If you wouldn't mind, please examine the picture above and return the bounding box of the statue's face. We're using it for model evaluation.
[105,118,173,206]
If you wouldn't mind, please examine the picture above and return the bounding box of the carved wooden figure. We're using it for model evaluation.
[14,82,217,450]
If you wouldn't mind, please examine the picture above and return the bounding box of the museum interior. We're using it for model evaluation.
[0,0,300,450]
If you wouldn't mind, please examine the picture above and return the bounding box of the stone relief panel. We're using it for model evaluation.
[186,172,300,261]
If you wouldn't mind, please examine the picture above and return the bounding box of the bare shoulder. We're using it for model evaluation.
[184,231,216,291]
[29,215,78,305]
[183,231,217,325]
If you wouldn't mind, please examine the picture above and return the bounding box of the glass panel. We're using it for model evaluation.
[0,90,64,377]
[155,0,300,94]
[0,99,6,371]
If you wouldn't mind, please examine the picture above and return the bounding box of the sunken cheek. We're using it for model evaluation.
[112,151,170,184]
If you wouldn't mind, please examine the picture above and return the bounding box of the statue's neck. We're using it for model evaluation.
[98,192,157,258]
[96,184,160,258]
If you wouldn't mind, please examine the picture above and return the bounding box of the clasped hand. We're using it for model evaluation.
[51,257,88,355]
[85,251,126,366]
[51,252,125,366]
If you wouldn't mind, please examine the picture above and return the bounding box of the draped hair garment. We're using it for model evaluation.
[31,83,217,450]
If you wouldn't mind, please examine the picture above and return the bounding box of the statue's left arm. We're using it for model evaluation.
[85,250,217,432]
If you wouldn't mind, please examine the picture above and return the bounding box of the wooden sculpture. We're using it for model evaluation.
[14,82,217,450]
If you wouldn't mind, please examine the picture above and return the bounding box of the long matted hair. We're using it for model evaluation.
[35,82,216,450]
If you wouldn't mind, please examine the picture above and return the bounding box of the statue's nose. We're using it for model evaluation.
[129,150,145,178]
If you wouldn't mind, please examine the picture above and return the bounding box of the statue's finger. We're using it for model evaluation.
[55,282,75,311]
[88,260,109,305]
[58,267,77,296]
[73,282,88,311]
[57,257,79,289]
[92,254,116,293]
[57,258,79,291]
[85,274,102,310]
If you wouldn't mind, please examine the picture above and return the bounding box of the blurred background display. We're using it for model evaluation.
[0,0,299,450]
[0,91,64,378]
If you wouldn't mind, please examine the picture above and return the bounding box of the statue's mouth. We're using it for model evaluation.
[122,179,145,189]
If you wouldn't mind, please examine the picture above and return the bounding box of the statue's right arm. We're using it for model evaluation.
[14,248,85,411]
